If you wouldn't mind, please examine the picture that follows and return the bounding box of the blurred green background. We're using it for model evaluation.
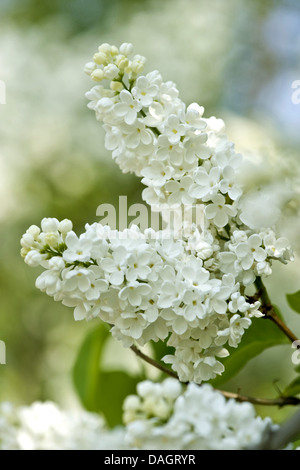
[1,0,300,425]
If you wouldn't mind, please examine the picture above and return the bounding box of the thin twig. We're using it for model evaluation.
[218,390,300,407]
[130,344,300,407]
[130,344,178,379]
[255,277,299,344]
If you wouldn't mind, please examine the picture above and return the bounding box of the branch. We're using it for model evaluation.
[130,344,178,379]
[255,277,299,344]
[130,344,300,407]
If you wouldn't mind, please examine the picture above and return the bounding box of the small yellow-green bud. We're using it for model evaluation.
[110,81,124,92]
[91,69,104,82]
[93,52,107,65]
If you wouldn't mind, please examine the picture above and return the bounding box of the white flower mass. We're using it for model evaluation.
[0,379,274,450]
[21,43,294,384]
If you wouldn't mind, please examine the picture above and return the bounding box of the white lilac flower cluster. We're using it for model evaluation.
[21,216,289,383]
[20,42,294,384]
[123,378,276,450]
[0,379,275,450]
[0,401,125,450]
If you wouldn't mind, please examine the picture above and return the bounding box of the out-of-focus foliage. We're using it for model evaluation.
[286,290,300,314]
[0,0,300,426]
[72,323,144,427]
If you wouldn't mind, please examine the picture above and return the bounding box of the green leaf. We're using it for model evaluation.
[73,323,110,412]
[286,290,300,314]
[283,376,300,397]
[72,323,143,427]
[210,309,289,387]
[95,371,141,427]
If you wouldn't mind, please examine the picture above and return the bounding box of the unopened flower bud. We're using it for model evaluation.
[44,232,59,247]
[93,52,107,65]
[110,81,124,92]
[26,225,41,239]
[104,64,119,80]
[91,69,104,82]
[83,61,97,76]
[41,218,59,233]
[120,43,134,56]
[59,219,73,234]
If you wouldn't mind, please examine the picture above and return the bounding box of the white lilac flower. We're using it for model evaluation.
[219,166,242,201]
[234,234,266,270]
[35,269,62,297]
[114,90,142,125]
[165,176,194,205]
[119,282,152,307]
[181,258,210,291]
[182,291,207,321]
[189,166,220,200]
[122,119,154,148]
[125,250,153,282]
[132,75,159,106]
[157,279,187,309]
[183,133,211,164]
[262,231,292,260]
[104,125,124,151]
[156,135,185,163]
[93,97,116,122]
[205,194,237,228]
[162,114,187,144]
[216,314,251,347]
[182,103,206,129]
[114,310,149,341]
[63,231,92,264]
[101,246,129,285]
[141,161,174,187]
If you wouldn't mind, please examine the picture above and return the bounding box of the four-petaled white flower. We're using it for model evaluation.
[189,166,220,200]
[234,234,266,270]
[165,176,194,205]
[162,114,186,144]
[205,194,236,228]
[132,75,159,107]
[215,314,251,348]
[119,282,152,307]
[63,232,92,263]
[114,90,142,125]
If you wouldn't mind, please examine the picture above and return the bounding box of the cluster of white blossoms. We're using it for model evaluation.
[21,217,290,383]
[20,43,294,384]
[123,379,275,450]
[0,401,125,450]
[0,380,276,450]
